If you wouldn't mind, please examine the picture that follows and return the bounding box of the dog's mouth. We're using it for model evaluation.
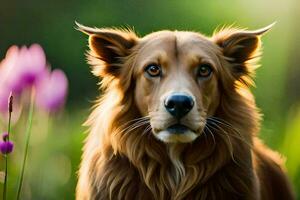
[166,124,189,134]
[154,123,199,143]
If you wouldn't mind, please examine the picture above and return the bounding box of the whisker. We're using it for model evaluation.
[123,121,149,134]
[207,122,234,153]
[204,125,216,147]
[208,117,247,140]
[119,116,150,129]
[118,117,150,136]
[207,117,252,148]
[206,120,255,169]
[208,117,240,134]
[202,128,208,142]
[206,117,255,167]
[141,125,152,136]
[206,121,242,166]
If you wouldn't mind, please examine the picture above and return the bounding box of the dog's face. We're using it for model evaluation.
[133,32,220,142]
[78,23,271,143]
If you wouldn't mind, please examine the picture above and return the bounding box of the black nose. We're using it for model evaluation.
[164,93,194,119]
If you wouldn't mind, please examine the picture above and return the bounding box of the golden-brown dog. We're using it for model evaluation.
[76,23,295,200]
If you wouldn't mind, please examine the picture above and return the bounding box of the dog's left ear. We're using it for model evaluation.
[76,22,138,78]
[212,23,274,84]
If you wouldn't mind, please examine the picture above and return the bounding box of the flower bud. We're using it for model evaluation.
[2,132,9,141]
[0,141,14,154]
[8,93,13,113]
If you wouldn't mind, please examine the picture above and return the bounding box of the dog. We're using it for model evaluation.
[76,22,295,200]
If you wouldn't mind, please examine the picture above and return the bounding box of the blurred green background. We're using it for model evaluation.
[0,0,300,199]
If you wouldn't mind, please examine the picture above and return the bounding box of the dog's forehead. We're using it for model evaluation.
[139,31,218,56]
[140,30,213,48]
[135,31,220,66]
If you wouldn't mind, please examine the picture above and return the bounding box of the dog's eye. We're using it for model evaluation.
[145,64,162,77]
[197,64,213,78]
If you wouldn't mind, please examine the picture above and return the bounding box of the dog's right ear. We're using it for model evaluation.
[76,22,138,77]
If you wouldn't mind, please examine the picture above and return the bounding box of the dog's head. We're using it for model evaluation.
[78,23,272,144]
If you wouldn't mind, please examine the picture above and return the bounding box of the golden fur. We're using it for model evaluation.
[76,23,295,200]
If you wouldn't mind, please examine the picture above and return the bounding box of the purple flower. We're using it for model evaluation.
[0,89,10,113]
[0,141,13,155]
[0,46,20,92]
[36,69,68,111]
[18,44,47,87]
[2,132,9,141]
[0,44,68,116]
[0,132,13,155]
[0,45,46,94]
[0,46,20,112]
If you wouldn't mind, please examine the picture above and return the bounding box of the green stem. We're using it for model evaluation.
[3,95,13,200]
[16,90,35,200]
[3,155,8,200]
